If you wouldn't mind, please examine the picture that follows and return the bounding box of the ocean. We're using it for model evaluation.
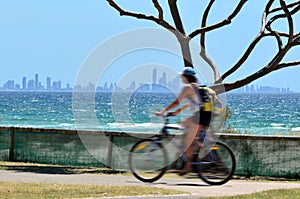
[0,91,299,135]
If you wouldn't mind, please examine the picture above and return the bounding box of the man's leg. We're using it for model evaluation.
[180,117,202,174]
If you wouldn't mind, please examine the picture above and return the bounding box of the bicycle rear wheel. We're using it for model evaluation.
[129,139,168,183]
[196,141,236,185]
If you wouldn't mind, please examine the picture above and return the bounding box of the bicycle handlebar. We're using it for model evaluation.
[154,112,187,132]
[154,111,176,118]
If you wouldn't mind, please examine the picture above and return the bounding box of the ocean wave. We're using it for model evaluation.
[107,122,162,129]
[270,123,288,129]
[58,123,74,127]
[291,127,300,132]
[270,123,285,127]
[13,116,29,121]
[104,122,165,133]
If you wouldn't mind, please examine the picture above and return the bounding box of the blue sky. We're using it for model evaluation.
[0,1,299,91]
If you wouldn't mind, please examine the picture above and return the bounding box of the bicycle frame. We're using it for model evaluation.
[129,114,236,185]
[154,115,204,161]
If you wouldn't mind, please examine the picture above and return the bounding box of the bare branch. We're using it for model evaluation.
[152,0,164,20]
[168,0,186,35]
[213,44,300,94]
[189,0,247,39]
[270,0,300,13]
[292,34,300,46]
[106,0,177,32]
[217,43,292,93]
[167,0,194,66]
[265,1,299,48]
[265,0,276,13]
[199,0,247,82]
[106,0,300,93]
[276,60,300,70]
[218,1,275,83]
[280,0,294,43]
[266,2,299,31]
[219,0,299,83]
[264,0,284,50]
[106,0,193,66]
[289,3,300,15]
[218,33,265,83]
[200,48,221,82]
[214,61,300,94]
[200,0,215,48]
[199,0,220,82]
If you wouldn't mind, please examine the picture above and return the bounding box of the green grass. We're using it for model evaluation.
[206,188,300,199]
[0,181,185,199]
[0,161,187,198]
[1,181,300,199]
[1,161,300,199]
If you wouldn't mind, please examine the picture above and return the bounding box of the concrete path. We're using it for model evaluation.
[1,170,300,198]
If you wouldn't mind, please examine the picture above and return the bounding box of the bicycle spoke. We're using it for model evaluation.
[129,139,168,183]
[197,141,236,185]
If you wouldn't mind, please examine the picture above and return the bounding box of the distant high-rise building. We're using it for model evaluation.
[15,84,20,90]
[35,74,39,90]
[104,82,108,91]
[152,68,157,84]
[52,81,58,90]
[47,77,51,90]
[57,81,61,90]
[159,72,167,86]
[38,82,44,90]
[28,80,34,90]
[109,83,114,91]
[128,81,136,91]
[22,77,27,90]
[4,80,14,90]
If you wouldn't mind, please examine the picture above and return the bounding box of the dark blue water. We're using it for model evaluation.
[0,91,299,135]
[226,93,300,135]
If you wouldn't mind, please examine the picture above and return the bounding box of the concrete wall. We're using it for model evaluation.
[1,127,299,178]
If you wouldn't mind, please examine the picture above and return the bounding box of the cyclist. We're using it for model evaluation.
[155,66,211,175]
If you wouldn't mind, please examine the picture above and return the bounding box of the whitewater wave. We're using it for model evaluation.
[291,127,300,132]
[270,123,285,127]
[107,122,162,130]
[58,123,74,127]
[13,116,29,121]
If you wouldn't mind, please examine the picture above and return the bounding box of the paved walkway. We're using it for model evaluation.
[1,170,300,198]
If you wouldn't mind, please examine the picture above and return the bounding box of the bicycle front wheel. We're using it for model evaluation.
[196,141,236,185]
[129,139,168,183]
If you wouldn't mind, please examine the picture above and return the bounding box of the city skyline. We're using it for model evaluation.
[0,69,296,94]
[0,74,71,91]
[0,68,179,92]
[231,84,293,94]
[75,67,181,92]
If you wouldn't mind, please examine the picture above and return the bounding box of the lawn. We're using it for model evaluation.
[1,161,300,199]
[206,188,300,199]
[0,181,185,199]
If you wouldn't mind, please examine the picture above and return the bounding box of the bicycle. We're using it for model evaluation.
[128,113,236,185]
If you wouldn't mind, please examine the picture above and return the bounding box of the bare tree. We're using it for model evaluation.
[106,0,300,93]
